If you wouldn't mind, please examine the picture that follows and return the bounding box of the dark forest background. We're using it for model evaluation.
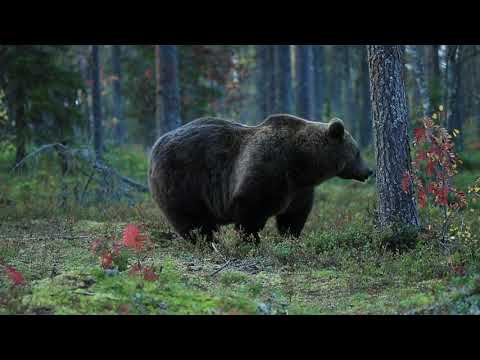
[2,45,478,165]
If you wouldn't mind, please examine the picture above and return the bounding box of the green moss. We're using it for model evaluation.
[23,260,262,315]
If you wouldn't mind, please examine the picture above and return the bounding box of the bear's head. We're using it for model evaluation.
[291,117,373,186]
[325,118,373,182]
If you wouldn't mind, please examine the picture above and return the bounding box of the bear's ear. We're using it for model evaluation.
[327,119,345,141]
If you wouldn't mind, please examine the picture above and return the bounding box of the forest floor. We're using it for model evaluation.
[1,144,480,315]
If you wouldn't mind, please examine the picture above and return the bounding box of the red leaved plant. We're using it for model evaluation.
[402,112,468,243]
[5,266,25,286]
[90,224,160,281]
[123,224,148,251]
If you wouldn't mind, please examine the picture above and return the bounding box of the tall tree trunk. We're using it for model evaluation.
[256,45,269,121]
[367,45,420,229]
[313,45,326,121]
[14,88,26,165]
[359,46,372,149]
[91,45,103,161]
[295,45,314,119]
[267,46,276,115]
[425,45,442,111]
[330,45,343,118]
[155,45,181,137]
[111,45,125,144]
[476,49,480,137]
[446,45,465,151]
[411,45,433,117]
[343,46,356,137]
[77,48,91,140]
[274,45,293,114]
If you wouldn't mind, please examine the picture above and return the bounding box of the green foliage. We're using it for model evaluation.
[0,45,85,147]
[103,144,149,183]
[305,223,375,253]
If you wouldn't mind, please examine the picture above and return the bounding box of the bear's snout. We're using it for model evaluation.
[361,168,374,182]
[356,168,374,182]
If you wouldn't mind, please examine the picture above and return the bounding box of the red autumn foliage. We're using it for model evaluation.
[128,263,143,276]
[414,127,427,144]
[90,224,159,281]
[128,263,159,282]
[90,238,103,253]
[418,189,427,209]
[403,117,466,212]
[437,187,449,206]
[143,267,159,282]
[416,150,427,161]
[426,160,435,177]
[123,224,147,251]
[5,266,25,286]
[101,251,114,269]
[401,172,411,193]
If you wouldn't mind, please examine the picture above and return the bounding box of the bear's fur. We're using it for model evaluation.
[148,114,372,242]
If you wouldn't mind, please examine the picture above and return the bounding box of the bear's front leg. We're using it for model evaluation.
[234,223,264,244]
[276,188,314,238]
[231,195,269,244]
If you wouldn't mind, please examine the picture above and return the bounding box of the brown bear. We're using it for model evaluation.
[148,114,373,243]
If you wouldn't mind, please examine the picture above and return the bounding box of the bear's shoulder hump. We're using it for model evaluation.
[186,117,247,129]
[261,114,309,130]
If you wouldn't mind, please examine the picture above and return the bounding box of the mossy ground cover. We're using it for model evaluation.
[1,144,480,315]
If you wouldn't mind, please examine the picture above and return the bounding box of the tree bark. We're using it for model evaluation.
[155,45,182,137]
[330,45,343,118]
[295,45,314,119]
[359,46,372,149]
[446,45,465,151]
[425,45,442,110]
[111,45,125,144]
[367,45,419,229]
[343,46,356,137]
[313,45,326,121]
[267,46,276,115]
[91,45,103,161]
[255,45,270,121]
[274,45,293,114]
[14,87,26,165]
[411,45,433,117]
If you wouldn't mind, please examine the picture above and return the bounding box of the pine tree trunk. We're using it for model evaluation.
[111,45,125,144]
[411,45,432,117]
[267,46,276,115]
[425,45,442,110]
[446,45,464,151]
[343,46,356,137]
[367,45,420,229]
[91,45,103,161]
[155,45,182,137]
[274,45,293,114]
[295,45,314,119]
[330,45,343,118]
[77,48,91,140]
[14,88,26,165]
[359,46,372,149]
[313,45,326,121]
[256,45,269,121]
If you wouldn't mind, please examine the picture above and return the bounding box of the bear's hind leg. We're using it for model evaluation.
[234,223,263,244]
[199,223,219,243]
[276,188,314,238]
